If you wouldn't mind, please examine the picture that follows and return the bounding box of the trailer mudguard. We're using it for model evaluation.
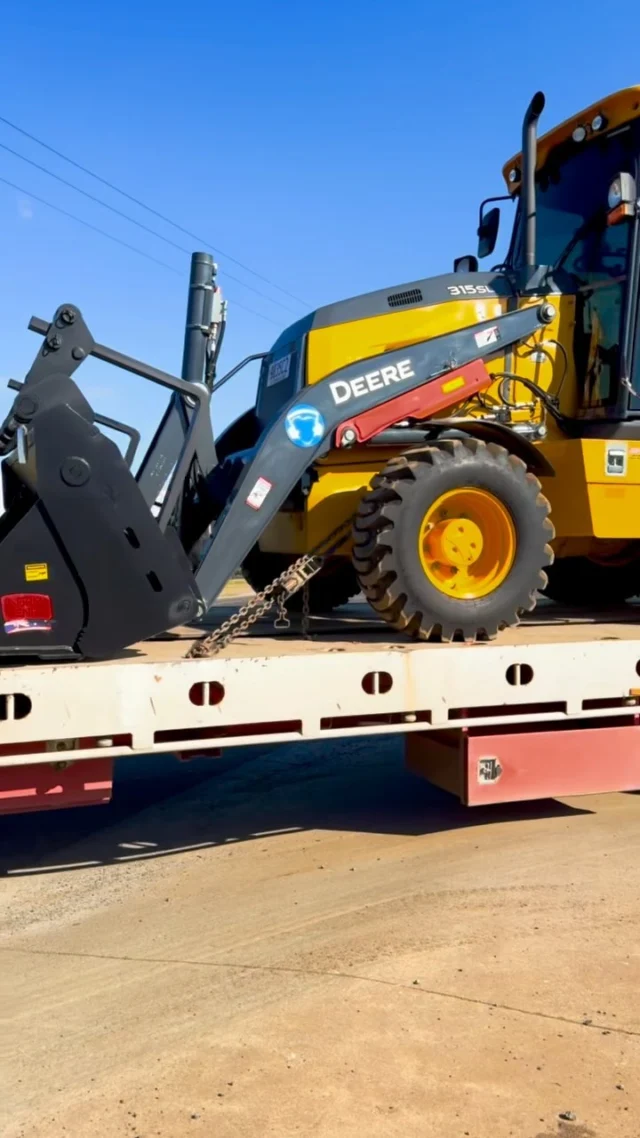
[195,306,546,606]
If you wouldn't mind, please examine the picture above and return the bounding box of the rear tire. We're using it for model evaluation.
[241,547,358,612]
[352,439,554,641]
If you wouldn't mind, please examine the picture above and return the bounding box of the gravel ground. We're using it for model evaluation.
[2,734,639,1137]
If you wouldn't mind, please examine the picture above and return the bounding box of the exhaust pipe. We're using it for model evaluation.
[182,252,216,385]
[522,91,545,269]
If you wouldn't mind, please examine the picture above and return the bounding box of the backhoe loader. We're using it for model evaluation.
[3,85,640,660]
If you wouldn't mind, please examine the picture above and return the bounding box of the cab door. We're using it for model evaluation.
[570,212,631,416]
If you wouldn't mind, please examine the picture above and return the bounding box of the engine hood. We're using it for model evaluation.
[255,270,517,429]
[269,270,516,354]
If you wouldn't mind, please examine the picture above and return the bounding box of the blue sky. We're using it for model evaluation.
[1,1,639,458]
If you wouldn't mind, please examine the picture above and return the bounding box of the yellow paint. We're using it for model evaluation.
[24,563,48,582]
[262,282,640,562]
[253,91,637,578]
[252,80,640,585]
[417,488,516,599]
[476,294,577,429]
[503,86,640,186]
[263,291,589,559]
[306,298,505,385]
[259,463,382,554]
[306,292,576,433]
[540,438,640,540]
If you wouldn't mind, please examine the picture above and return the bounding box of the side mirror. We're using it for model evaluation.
[453,254,479,273]
[477,206,500,259]
[608,172,636,225]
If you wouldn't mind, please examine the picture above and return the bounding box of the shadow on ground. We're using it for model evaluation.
[0,734,592,877]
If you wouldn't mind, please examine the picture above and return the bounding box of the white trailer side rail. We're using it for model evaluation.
[0,617,639,768]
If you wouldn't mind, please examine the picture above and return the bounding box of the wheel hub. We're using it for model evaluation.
[418,487,516,600]
[425,517,484,569]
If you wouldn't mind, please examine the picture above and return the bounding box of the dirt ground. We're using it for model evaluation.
[2,735,640,1138]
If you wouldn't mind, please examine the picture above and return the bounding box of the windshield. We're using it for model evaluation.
[509,126,637,277]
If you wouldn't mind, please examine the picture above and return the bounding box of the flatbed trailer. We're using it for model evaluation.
[3,598,640,815]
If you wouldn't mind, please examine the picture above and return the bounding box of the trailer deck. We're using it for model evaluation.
[2,597,640,812]
[0,598,638,759]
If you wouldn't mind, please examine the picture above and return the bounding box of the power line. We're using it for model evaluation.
[0,175,282,327]
[1,176,182,274]
[0,114,311,308]
[0,141,301,317]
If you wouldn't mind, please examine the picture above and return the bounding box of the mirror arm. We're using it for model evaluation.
[478,194,514,232]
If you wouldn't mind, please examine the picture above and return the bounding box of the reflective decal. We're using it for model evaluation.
[441,375,466,395]
[2,593,53,633]
[5,619,52,634]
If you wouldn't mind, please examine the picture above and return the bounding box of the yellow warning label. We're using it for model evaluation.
[25,562,49,582]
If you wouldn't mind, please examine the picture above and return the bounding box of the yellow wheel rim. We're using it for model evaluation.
[418,487,516,600]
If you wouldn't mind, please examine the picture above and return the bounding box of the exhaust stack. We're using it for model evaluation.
[522,91,546,269]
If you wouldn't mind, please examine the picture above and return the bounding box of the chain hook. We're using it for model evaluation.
[187,515,354,658]
[273,591,291,631]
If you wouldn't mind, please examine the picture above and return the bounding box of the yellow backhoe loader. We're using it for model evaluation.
[215,87,640,640]
[5,87,640,661]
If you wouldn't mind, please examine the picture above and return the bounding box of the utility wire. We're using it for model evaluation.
[0,141,301,317]
[0,114,310,308]
[0,175,281,327]
[1,176,182,274]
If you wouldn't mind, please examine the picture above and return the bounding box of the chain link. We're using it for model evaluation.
[301,582,311,639]
[187,515,354,658]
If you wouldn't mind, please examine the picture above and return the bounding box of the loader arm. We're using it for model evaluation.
[195,305,548,607]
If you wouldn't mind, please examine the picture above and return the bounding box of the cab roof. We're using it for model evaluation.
[502,86,640,190]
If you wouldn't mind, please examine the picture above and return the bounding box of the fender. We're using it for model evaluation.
[194,306,549,606]
[430,419,555,477]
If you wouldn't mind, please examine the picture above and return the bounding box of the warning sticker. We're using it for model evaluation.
[474,325,500,349]
[246,477,273,511]
[25,563,49,582]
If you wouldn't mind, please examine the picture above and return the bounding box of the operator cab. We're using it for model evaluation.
[497,89,640,423]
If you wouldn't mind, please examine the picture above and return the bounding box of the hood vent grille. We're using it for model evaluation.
[387,288,423,308]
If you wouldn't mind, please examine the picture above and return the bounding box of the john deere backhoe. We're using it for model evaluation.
[220,86,640,637]
[3,86,640,659]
